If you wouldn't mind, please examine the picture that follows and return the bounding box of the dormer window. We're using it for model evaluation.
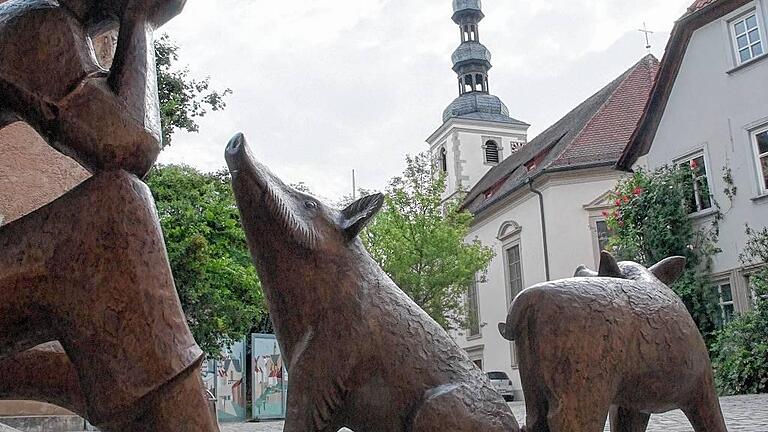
[484,140,500,164]
[731,11,764,64]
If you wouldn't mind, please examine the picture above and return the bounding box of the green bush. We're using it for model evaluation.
[711,226,768,395]
[606,166,721,337]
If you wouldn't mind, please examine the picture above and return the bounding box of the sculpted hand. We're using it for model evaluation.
[122,0,186,27]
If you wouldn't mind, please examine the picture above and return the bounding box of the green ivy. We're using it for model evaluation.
[605,165,721,339]
[711,226,768,395]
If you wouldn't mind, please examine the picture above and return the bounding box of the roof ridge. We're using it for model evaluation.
[551,55,658,166]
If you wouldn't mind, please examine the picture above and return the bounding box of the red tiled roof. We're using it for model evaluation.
[463,55,659,214]
[688,0,718,13]
[618,0,753,169]
[551,56,659,168]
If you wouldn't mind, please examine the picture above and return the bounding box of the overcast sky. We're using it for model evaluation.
[157,0,694,201]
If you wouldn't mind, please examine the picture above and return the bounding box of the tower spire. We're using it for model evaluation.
[452,0,491,95]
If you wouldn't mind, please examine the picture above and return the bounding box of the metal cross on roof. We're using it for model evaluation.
[639,22,654,53]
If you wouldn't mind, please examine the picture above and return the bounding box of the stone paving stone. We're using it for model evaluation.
[219,393,768,432]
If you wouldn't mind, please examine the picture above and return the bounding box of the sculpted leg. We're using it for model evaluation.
[516,341,548,432]
[681,378,727,432]
[609,406,650,432]
[0,342,87,416]
[547,395,610,432]
[409,385,519,432]
[99,361,219,432]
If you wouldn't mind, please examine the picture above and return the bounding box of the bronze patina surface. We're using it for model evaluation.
[499,252,727,432]
[226,133,519,432]
[0,1,218,430]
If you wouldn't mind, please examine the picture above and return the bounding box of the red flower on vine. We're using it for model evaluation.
[602,210,610,218]
[615,198,622,206]
[633,187,643,196]
[623,195,630,204]
[690,159,698,170]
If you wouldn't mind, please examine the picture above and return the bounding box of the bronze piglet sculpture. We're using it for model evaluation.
[498,252,727,432]
[226,133,519,432]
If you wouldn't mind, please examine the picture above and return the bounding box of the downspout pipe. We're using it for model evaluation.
[529,179,551,281]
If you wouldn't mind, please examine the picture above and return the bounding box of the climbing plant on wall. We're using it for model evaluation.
[605,165,722,339]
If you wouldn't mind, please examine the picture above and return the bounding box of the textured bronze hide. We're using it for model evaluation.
[226,133,520,432]
[498,252,727,432]
[0,1,219,430]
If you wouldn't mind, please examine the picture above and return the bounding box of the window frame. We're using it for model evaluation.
[729,8,766,66]
[674,150,714,215]
[713,281,736,325]
[751,124,768,195]
[502,240,524,367]
[482,137,503,166]
[466,279,482,340]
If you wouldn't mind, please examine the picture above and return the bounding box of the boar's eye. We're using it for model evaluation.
[304,200,318,210]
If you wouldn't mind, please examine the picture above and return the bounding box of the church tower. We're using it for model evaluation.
[428,0,529,203]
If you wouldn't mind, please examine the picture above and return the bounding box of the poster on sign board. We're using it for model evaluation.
[251,334,287,420]
[216,340,247,421]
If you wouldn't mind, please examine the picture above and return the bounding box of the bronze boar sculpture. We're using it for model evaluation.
[0,1,219,430]
[498,251,727,432]
[226,132,519,432]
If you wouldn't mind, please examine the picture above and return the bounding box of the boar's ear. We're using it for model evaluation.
[598,251,623,278]
[341,193,384,240]
[649,256,687,285]
[574,265,598,277]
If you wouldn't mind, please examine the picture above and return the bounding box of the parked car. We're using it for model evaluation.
[486,371,514,401]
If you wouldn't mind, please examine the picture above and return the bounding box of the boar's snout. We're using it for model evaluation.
[225,132,248,174]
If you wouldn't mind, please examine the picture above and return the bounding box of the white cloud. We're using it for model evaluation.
[157,0,693,200]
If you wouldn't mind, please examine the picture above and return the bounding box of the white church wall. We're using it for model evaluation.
[458,168,622,399]
[540,171,623,279]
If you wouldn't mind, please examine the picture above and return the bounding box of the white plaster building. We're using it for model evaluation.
[618,0,768,322]
[429,1,660,400]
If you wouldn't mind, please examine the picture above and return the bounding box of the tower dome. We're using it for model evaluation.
[444,0,516,124]
[452,0,484,23]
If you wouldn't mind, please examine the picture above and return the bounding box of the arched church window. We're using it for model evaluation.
[484,140,500,164]
[470,25,476,41]
[440,148,448,173]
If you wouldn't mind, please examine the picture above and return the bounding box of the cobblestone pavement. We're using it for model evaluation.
[220,394,768,432]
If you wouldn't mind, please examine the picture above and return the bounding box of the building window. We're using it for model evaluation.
[732,12,764,64]
[510,141,524,153]
[505,244,523,300]
[677,153,712,213]
[466,280,481,338]
[484,140,500,164]
[505,242,522,367]
[440,147,448,173]
[713,282,735,324]
[595,219,611,253]
[753,127,768,193]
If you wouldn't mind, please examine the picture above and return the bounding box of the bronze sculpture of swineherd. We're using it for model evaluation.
[0,0,219,430]
[226,132,520,432]
[499,252,727,432]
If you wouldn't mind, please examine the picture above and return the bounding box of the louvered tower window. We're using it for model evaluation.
[484,140,500,164]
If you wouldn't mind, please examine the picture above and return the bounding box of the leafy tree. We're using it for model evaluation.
[155,34,232,148]
[361,153,494,331]
[146,165,264,356]
[605,165,721,338]
[711,226,768,395]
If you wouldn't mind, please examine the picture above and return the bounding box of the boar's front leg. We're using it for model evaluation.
[283,365,347,432]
